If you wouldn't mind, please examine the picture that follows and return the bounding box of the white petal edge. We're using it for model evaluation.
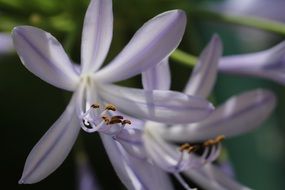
[142,59,171,90]
[161,89,276,142]
[100,134,174,190]
[19,93,81,184]
[184,35,222,98]
[94,10,186,83]
[12,26,79,91]
[81,0,113,73]
[97,84,214,124]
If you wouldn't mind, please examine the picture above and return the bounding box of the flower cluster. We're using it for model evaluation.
[10,0,281,189]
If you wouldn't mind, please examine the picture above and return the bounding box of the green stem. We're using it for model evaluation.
[188,8,285,36]
[170,49,197,67]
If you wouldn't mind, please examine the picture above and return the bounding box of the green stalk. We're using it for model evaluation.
[170,49,197,67]
[188,8,285,36]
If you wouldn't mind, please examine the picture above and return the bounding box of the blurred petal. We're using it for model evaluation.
[94,10,186,83]
[81,0,113,73]
[19,94,81,184]
[162,89,276,142]
[184,163,250,190]
[12,26,79,91]
[100,134,174,190]
[185,35,222,98]
[0,33,14,54]
[219,40,285,85]
[97,84,214,124]
[143,122,193,173]
[76,151,101,190]
[142,59,171,90]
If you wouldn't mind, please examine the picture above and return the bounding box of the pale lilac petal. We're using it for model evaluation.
[0,33,14,54]
[143,122,193,173]
[19,93,81,184]
[184,163,250,190]
[76,151,101,190]
[185,35,222,98]
[219,40,285,85]
[97,84,214,124]
[81,0,113,73]
[100,134,174,190]
[142,59,171,90]
[12,26,79,91]
[162,89,276,142]
[94,10,186,83]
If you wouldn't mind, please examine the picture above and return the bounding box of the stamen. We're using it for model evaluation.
[122,120,131,125]
[101,115,110,124]
[111,115,124,120]
[91,103,100,109]
[105,104,116,111]
[80,103,132,135]
[179,143,200,153]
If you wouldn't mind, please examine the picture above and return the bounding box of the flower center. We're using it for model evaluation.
[80,103,131,135]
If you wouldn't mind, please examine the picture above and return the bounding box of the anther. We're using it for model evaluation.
[122,120,131,125]
[91,104,100,109]
[187,145,199,153]
[111,115,124,120]
[203,139,215,147]
[215,135,225,143]
[203,135,225,147]
[109,119,123,125]
[179,143,190,152]
[105,104,116,111]
[101,116,110,124]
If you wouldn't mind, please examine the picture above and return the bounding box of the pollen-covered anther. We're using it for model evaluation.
[179,143,190,152]
[122,120,131,125]
[179,143,199,153]
[91,103,100,109]
[101,115,111,124]
[203,135,225,147]
[105,104,116,111]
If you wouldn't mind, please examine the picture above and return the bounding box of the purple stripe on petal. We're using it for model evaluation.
[12,26,79,91]
[19,95,80,184]
[163,89,276,142]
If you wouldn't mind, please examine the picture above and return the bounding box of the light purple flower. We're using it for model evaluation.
[118,35,276,189]
[218,40,285,85]
[13,0,216,185]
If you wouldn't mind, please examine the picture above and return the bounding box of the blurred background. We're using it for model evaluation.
[1,0,285,189]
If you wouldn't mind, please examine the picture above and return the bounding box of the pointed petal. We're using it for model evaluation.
[94,10,186,83]
[219,40,285,85]
[19,94,81,184]
[162,89,276,142]
[184,163,251,190]
[100,134,174,190]
[0,33,14,54]
[185,35,222,98]
[81,0,113,73]
[142,59,171,90]
[12,26,79,91]
[97,84,214,124]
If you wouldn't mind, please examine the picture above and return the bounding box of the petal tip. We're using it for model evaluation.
[18,178,25,184]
